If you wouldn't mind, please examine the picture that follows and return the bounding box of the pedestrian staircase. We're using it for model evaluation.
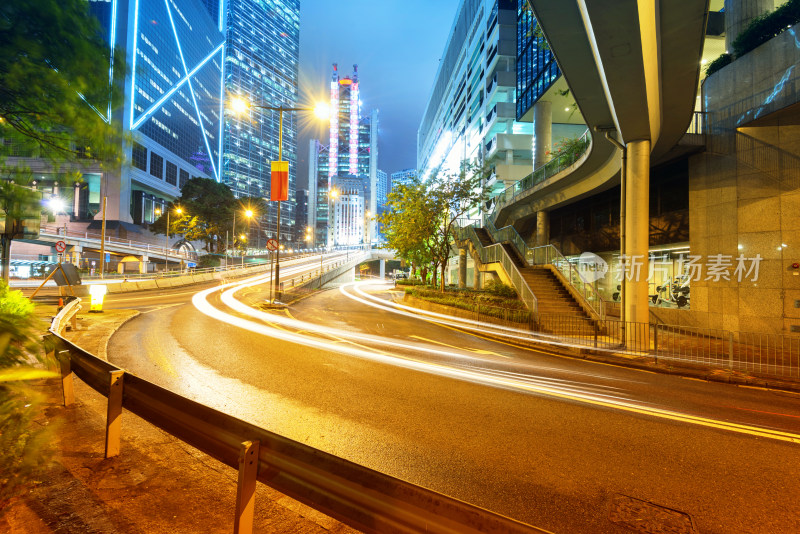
[455,221,606,326]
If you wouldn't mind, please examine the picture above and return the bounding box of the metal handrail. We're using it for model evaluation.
[527,245,606,318]
[458,217,607,319]
[46,315,545,534]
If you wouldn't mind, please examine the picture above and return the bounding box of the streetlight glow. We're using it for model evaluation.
[230,96,250,115]
[313,102,331,120]
[245,209,254,218]
[47,197,66,214]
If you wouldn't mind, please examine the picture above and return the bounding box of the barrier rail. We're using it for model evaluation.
[45,303,545,534]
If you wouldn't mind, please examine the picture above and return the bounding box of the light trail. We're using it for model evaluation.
[189,275,800,444]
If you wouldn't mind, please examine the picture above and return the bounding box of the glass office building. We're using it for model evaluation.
[222,0,300,244]
[86,0,226,225]
[515,3,560,120]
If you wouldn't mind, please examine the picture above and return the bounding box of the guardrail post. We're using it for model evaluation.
[653,324,659,356]
[593,321,599,349]
[58,350,74,406]
[105,370,124,458]
[234,440,260,534]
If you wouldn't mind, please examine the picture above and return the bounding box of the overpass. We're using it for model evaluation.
[462,0,709,332]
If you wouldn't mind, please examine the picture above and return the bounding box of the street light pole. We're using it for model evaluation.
[164,208,170,273]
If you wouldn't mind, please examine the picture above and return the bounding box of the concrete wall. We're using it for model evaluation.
[685,24,800,334]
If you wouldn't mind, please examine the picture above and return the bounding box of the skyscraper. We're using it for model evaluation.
[87,0,226,226]
[312,64,379,247]
[222,0,300,244]
[390,169,418,191]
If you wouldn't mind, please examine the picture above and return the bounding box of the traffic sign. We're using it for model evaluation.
[55,240,67,253]
[266,238,278,251]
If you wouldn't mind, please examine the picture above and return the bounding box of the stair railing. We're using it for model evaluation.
[466,218,607,319]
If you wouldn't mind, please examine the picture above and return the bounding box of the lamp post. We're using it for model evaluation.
[230,96,329,299]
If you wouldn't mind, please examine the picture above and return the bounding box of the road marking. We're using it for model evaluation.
[140,303,183,314]
[194,279,800,445]
[410,335,511,358]
[681,376,707,382]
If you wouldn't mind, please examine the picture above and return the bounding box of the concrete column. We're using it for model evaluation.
[725,0,774,52]
[379,259,385,279]
[471,250,482,289]
[535,211,549,247]
[624,140,651,338]
[458,249,467,289]
[533,100,552,170]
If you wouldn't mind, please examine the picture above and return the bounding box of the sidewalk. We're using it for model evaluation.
[1,308,356,534]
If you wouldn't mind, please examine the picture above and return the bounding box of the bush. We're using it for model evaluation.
[196,254,222,268]
[396,278,425,286]
[705,53,732,77]
[732,0,800,58]
[0,283,56,512]
[484,278,518,298]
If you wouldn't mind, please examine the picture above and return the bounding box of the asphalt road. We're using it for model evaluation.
[106,272,800,534]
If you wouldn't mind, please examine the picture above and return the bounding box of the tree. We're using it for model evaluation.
[150,177,267,254]
[427,163,489,292]
[0,0,126,281]
[379,178,438,283]
[0,1,125,162]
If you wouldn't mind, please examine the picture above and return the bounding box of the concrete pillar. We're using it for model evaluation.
[471,250,482,289]
[533,100,552,170]
[536,211,549,247]
[458,249,467,289]
[725,0,774,52]
[379,258,385,279]
[624,140,651,338]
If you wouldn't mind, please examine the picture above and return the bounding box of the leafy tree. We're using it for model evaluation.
[0,0,126,281]
[380,164,489,290]
[151,177,267,254]
[0,0,125,162]
[379,178,438,283]
[0,282,56,512]
[427,163,489,292]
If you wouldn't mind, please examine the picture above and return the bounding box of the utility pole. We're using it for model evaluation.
[99,196,107,279]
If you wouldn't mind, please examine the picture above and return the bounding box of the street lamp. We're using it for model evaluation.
[156,205,182,272]
[229,96,329,299]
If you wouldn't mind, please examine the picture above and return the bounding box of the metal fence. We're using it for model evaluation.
[500,313,800,381]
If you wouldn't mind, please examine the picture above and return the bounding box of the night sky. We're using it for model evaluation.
[295,0,462,188]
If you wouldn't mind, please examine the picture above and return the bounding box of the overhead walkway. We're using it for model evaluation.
[493,0,708,234]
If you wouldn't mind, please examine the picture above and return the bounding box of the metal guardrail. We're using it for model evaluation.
[45,298,545,534]
[455,227,538,317]
[50,297,81,334]
[455,220,604,319]
[509,313,800,382]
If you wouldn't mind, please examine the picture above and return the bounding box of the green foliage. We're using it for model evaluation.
[150,177,267,254]
[196,255,222,268]
[0,0,126,165]
[483,278,518,299]
[395,279,425,287]
[706,0,800,79]
[704,53,733,77]
[548,135,590,167]
[732,0,800,58]
[0,282,55,511]
[405,285,530,322]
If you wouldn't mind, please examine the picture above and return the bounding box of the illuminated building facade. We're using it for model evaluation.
[86,0,227,226]
[390,169,418,191]
[222,0,300,244]
[417,0,531,221]
[312,64,379,247]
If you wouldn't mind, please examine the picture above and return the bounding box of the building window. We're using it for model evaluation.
[179,169,189,188]
[132,142,148,171]
[166,161,177,185]
[150,152,164,179]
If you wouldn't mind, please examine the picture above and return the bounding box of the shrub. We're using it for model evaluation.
[0,283,56,512]
[732,0,800,58]
[484,278,518,298]
[705,53,732,77]
[196,254,222,268]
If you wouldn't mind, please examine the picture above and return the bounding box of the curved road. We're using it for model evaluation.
[107,272,800,534]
